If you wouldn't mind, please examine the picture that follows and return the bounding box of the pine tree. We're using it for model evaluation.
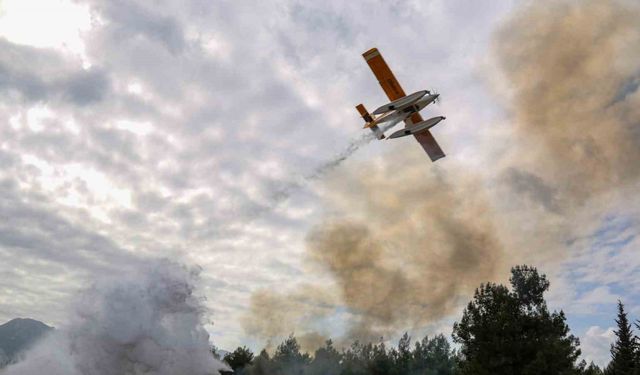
[412,334,457,375]
[245,349,274,375]
[452,265,581,375]
[606,301,636,375]
[578,360,603,375]
[392,333,412,375]
[308,340,342,375]
[635,320,640,375]
[272,334,310,375]
[341,341,369,375]
[223,346,254,374]
[368,340,392,375]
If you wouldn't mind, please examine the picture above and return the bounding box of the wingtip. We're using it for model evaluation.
[430,154,446,162]
[362,47,380,61]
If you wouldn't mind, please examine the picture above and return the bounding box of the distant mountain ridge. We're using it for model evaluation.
[0,318,53,365]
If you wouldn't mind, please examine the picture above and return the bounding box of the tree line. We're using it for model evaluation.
[218,265,637,375]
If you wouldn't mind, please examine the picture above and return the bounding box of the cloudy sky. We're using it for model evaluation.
[1,0,639,368]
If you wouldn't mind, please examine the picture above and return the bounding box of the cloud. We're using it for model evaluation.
[0,0,371,349]
[0,39,110,105]
[85,0,187,54]
[580,326,615,368]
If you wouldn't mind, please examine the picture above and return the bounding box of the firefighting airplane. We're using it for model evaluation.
[356,48,446,162]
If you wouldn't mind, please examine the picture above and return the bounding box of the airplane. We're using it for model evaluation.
[356,48,446,162]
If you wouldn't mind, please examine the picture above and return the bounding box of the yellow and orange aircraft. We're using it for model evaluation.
[356,48,446,162]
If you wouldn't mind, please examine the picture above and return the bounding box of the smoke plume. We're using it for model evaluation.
[494,0,640,208]
[5,260,228,375]
[305,163,504,342]
[243,0,640,350]
[242,286,336,351]
[245,154,505,346]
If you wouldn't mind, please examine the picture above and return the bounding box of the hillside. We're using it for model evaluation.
[0,318,52,365]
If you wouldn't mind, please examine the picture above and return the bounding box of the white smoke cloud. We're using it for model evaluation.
[4,260,228,375]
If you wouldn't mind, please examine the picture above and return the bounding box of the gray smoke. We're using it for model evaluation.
[4,260,228,375]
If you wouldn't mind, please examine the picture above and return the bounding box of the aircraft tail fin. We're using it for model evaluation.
[356,104,385,140]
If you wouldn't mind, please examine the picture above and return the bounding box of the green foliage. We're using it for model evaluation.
[273,334,311,374]
[242,333,458,375]
[510,264,550,308]
[392,333,412,375]
[452,265,581,375]
[224,346,254,373]
[369,341,392,375]
[246,349,275,375]
[308,340,342,375]
[412,334,457,375]
[341,341,369,375]
[237,265,640,375]
[578,360,604,375]
[605,301,636,375]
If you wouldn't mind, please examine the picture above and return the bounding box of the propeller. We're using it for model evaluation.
[432,89,441,105]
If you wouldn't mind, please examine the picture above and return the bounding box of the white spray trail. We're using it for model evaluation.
[261,132,377,211]
[4,260,229,375]
[307,132,377,180]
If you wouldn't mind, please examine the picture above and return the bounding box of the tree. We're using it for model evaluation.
[412,334,457,375]
[452,265,581,375]
[606,301,636,375]
[367,341,393,375]
[341,341,369,375]
[578,360,603,375]
[272,334,311,375]
[308,340,342,375]
[391,333,412,375]
[245,349,275,375]
[224,346,254,374]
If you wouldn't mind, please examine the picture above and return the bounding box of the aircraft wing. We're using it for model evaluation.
[405,114,446,162]
[362,48,445,162]
[362,48,406,101]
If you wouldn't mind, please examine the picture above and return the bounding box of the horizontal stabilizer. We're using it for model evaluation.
[356,103,385,139]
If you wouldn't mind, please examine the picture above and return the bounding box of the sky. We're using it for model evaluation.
[0,0,639,369]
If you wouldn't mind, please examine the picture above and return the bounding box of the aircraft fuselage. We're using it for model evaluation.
[375,92,439,131]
